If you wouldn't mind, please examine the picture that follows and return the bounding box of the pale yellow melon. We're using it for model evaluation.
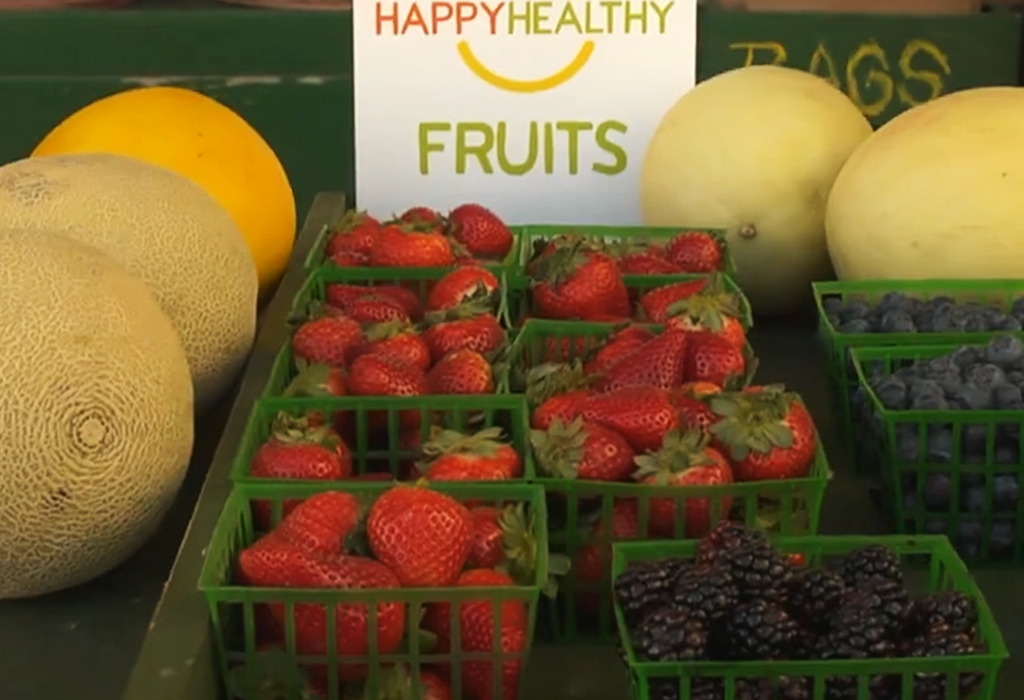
[827,87,1024,280]
[0,153,258,410]
[639,65,873,315]
[0,229,194,599]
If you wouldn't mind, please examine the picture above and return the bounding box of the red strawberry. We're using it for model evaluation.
[283,364,349,432]
[367,483,473,586]
[270,491,365,557]
[291,314,362,367]
[326,283,423,321]
[581,386,680,453]
[534,333,591,364]
[685,331,748,386]
[663,230,723,272]
[531,244,631,321]
[594,330,689,392]
[584,325,655,375]
[426,349,495,395]
[352,320,431,371]
[419,426,522,481]
[526,233,602,272]
[424,569,527,700]
[330,249,368,267]
[616,252,684,275]
[325,210,380,259]
[399,206,445,230]
[369,221,455,267]
[422,301,506,364]
[663,275,746,349]
[465,504,537,581]
[573,499,649,616]
[348,354,427,431]
[448,203,515,260]
[633,430,734,537]
[523,361,594,430]
[708,387,817,482]
[531,390,589,431]
[669,382,722,435]
[345,295,410,324]
[427,265,500,311]
[250,415,354,528]
[531,417,635,481]
[639,278,709,323]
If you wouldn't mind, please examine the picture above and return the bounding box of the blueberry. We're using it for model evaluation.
[1006,370,1024,388]
[896,428,922,462]
[949,346,980,368]
[962,485,988,513]
[879,309,917,333]
[990,519,1016,559]
[993,384,1023,409]
[922,517,949,534]
[995,442,1020,465]
[994,475,1019,512]
[911,393,949,411]
[999,316,1024,332]
[924,472,952,510]
[823,296,843,315]
[958,519,984,545]
[838,318,872,334]
[925,295,956,308]
[950,383,992,410]
[961,424,990,454]
[926,428,954,463]
[961,312,990,333]
[960,472,985,488]
[1010,296,1024,316]
[839,299,871,322]
[894,366,919,383]
[963,362,1008,389]
[919,356,962,395]
[908,378,944,399]
[931,307,960,332]
[903,491,917,512]
[869,375,908,410]
[984,335,1024,367]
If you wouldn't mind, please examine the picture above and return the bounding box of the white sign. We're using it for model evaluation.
[354,0,697,225]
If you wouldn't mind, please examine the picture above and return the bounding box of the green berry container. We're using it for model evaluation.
[200,481,548,700]
[850,342,1024,564]
[229,394,535,483]
[813,279,1024,476]
[301,213,524,273]
[513,224,735,279]
[613,535,1007,700]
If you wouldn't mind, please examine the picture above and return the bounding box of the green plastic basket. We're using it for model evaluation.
[230,395,534,483]
[503,319,758,394]
[200,481,548,700]
[302,217,524,273]
[537,432,831,642]
[507,273,752,330]
[613,535,1008,700]
[851,343,1024,564]
[813,279,1024,475]
[290,264,512,327]
[514,224,735,278]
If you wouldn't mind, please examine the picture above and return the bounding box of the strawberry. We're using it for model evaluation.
[250,415,353,528]
[422,300,506,364]
[353,320,431,371]
[572,499,648,616]
[283,364,349,432]
[526,233,603,273]
[291,314,362,367]
[669,382,722,435]
[531,416,635,481]
[367,483,473,586]
[269,491,365,557]
[427,265,500,312]
[534,333,591,364]
[663,274,746,349]
[325,210,380,259]
[399,206,445,230]
[663,230,724,272]
[616,251,684,275]
[639,278,709,323]
[584,325,655,375]
[348,354,427,432]
[424,569,527,700]
[225,643,336,700]
[419,426,522,481]
[465,504,538,582]
[531,390,589,431]
[370,221,455,267]
[632,430,734,537]
[685,331,748,386]
[581,386,680,453]
[594,330,689,392]
[426,349,495,395]
[344,295,410,324]
[326,283,423,321]
[330,249,368,267]
[523,361,594,430]
[530,242,631,321]
[448,203,514,260]
[708,387,817,482]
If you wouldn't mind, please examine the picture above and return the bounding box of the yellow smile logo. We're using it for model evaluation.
[457,40,595,93]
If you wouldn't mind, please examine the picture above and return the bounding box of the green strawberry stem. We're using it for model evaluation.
[523,360,592,406]
[422,295,494,326]
[363,318,414,341]
[421,425,507,459]
[528,416,587,479]
[708,390,798,462]
[632,429,716,483]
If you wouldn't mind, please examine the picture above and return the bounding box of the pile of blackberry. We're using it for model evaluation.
[613,522,988,700]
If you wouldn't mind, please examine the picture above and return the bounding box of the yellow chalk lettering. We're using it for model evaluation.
[846,41,894,118]
[808,43,840,89]
[729,41,787,67]
[897,39,950,107]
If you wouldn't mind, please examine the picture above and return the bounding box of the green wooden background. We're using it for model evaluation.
[0,2,1018,216]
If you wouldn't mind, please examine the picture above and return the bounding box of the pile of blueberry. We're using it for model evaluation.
[824,291,1024,334]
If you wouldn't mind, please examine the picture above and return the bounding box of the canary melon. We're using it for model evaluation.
[32,85,296,296]
[0,229,194,599]
[0,153,258,410]
[639,65,873,315]
[827,87,1024,280]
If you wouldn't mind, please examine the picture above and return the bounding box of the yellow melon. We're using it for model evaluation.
[639,65,873,315]
[0,153,258,411]
[827,87,1024,280]
[31,86,296,296]
[0,229,193,599]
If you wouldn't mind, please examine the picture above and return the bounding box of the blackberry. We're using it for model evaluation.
[718,543,795,601]
[905,591,979,638]
[831,545,903,588]
[614,557,692,625]
[645,679,681,700]
[632,607,709,661]
[836,578,912,637]
[825,602,898,659]
[785,568,846,630]
[778,674,897,700]
[790,627,825,660]
[723,598,798,660]
[671,564,740,623]
[904,624,986,700]
[684,677,773,700]
[697,520,770,564]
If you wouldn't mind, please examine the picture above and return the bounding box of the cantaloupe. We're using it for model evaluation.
[639,65,874,315]
[0,153,258,411]
[0,229,194,599]
[32,86,297,297]
[826,87,1024,280]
